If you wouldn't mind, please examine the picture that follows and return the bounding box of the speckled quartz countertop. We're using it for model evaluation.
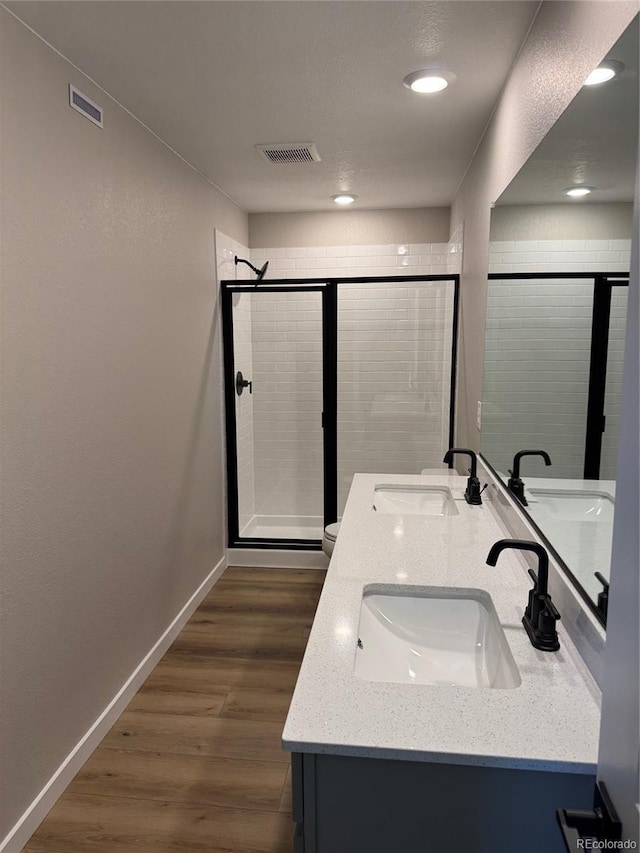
[282,473,601,773]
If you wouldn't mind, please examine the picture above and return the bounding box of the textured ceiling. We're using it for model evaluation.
[7,1,540,212]
[498,16,639,206]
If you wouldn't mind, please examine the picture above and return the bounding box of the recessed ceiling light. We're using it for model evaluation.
[403,70,455,94]
[565,187,593,198]
[332,194,357,205]
[584,60,624,86]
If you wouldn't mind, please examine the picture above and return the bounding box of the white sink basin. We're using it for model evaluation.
[527,488,615,523]
[526,488,614,601]
[354,586,520,689]
[373,485,458,516]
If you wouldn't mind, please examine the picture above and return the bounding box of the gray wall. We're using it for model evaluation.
[490,203,634,241]
[0,8,247,840]
[249,207,450,247]
[451,0,638,451]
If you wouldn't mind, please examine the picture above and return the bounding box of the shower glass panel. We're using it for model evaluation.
[336,280,455,515]
[482,277,594,479]
[600,285,629,480]
[232,289,324,541]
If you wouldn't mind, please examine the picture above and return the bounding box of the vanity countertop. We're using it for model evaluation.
[282,473,601,773]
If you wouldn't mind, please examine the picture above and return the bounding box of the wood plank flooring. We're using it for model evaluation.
[24,566,325,853]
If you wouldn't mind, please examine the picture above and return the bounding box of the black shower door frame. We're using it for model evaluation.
[221,274,460,550]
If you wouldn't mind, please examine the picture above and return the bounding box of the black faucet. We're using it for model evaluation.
[443,448,485,505]
[486,539,560,652]
[594,572,609,623]
[507,450,551,506]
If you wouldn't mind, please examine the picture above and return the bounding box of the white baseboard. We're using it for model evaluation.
[228,548,329,570]
[1,555,228,853]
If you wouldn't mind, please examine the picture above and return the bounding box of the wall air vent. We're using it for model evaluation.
[69,85,103,128]
[256,143,321,164]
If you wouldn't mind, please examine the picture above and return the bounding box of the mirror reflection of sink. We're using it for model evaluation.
[527,489,615,523]
[354,586,520,689]
[373,485,458,516]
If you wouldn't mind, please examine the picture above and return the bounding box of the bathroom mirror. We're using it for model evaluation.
[481,17,638,623]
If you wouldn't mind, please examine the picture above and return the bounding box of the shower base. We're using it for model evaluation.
[240,514,324,541]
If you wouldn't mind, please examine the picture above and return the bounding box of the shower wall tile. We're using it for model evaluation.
[484,239,631,480]
[252,242,460,280]
[250,291,324,519]
[489,238,631,275]
[232,290,256,532]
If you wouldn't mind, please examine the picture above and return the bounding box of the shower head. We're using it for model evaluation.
[234,255,270,284]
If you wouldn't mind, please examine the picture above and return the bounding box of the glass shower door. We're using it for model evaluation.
[336,279,455,516]
[227,286,325,544]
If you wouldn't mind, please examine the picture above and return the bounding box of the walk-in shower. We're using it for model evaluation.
[222,274,459,548]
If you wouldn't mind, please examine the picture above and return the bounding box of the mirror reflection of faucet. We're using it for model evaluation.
[507,450,552,506]
[594,572,609,623]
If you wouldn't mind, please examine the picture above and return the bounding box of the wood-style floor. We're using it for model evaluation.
[24,567,326,853]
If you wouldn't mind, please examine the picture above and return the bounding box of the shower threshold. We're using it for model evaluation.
[240,514,324,541]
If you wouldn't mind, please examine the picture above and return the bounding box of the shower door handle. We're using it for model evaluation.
[236,371,252,396]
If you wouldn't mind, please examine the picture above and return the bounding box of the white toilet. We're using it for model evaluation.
[322,522,341,557]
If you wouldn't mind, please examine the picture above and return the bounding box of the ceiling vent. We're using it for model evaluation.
[69,84,103,128]
[256,143,321,164]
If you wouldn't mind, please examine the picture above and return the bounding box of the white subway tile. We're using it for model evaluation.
[546,251,577,263]
[490,241,515,253]
[271,257,296,270]
[597,250,622,263]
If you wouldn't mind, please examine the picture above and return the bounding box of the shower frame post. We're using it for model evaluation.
[322,281,338,525]
[221,285,240,545]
